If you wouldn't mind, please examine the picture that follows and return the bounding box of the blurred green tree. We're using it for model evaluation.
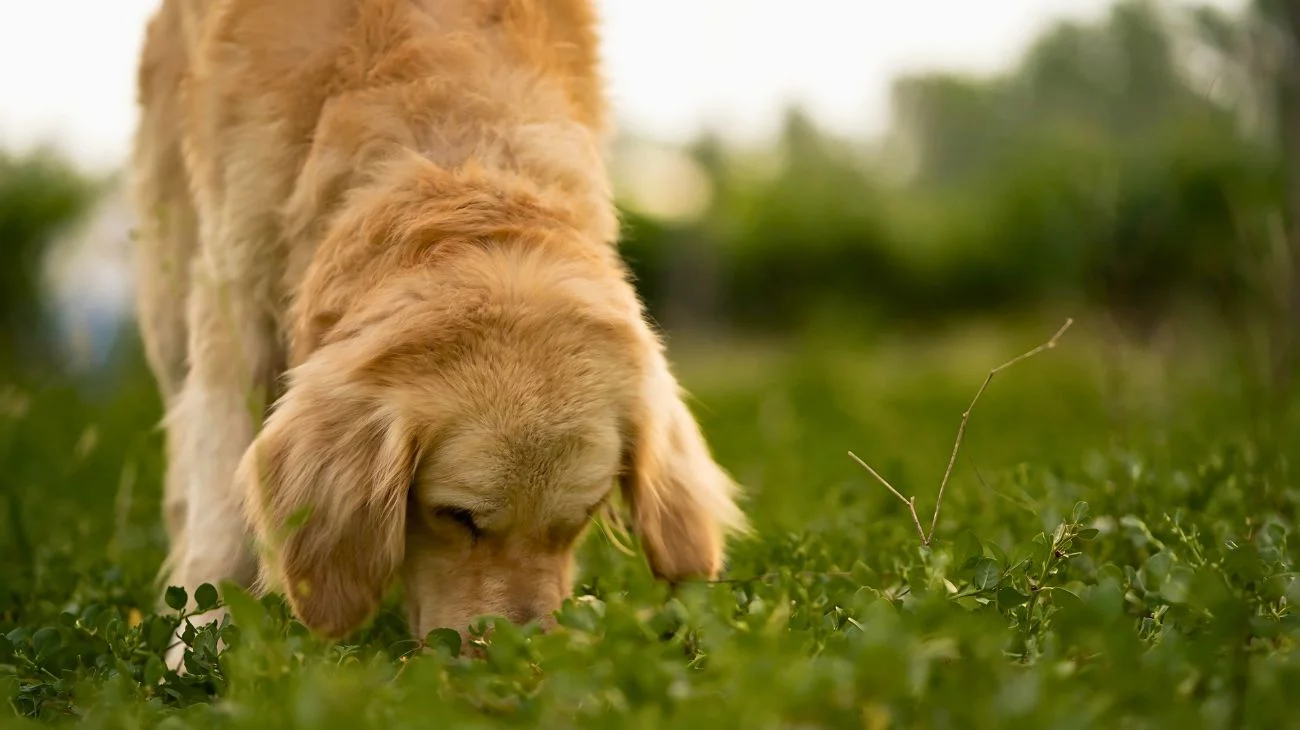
[1185,0,1300,388]
[878,0,1277,336]
[0,148,94,371]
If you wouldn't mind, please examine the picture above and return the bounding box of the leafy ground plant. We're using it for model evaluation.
[1,321,1297,729]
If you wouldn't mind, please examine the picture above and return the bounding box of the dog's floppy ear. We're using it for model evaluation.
[620,341,747,581]
[238,350,416,639]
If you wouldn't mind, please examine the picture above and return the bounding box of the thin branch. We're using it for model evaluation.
[850,318,1074,546]
[848,450,927,542]
[966,452,991,492]
[928,318,1073,540]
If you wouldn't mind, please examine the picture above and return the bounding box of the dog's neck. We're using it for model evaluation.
[274,5,622,365]
[282,111,623,366]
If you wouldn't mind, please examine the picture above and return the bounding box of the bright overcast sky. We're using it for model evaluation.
[0,0,1243,174]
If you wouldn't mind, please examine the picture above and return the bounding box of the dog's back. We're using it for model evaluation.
[132,0,608,405]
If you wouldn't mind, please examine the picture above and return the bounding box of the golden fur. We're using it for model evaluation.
[130,0,746,657]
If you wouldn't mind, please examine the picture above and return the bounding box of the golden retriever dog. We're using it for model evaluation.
[129,0,746,661]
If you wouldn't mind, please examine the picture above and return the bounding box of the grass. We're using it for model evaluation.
[1,317,1298,729]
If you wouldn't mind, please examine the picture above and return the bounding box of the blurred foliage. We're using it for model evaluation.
[619,0,1291,348]
[0,148,95,371]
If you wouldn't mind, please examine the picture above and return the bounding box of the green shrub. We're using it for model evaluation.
[0,149,95,371]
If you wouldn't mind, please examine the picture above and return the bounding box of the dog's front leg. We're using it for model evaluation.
[162,234,280,669]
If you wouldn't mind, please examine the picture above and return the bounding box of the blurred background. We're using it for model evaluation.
[2,0,1297,385]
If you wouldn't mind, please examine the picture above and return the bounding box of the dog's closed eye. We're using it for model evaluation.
[437,507,482,538]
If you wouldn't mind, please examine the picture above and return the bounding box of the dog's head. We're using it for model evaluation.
[238,240,745,643]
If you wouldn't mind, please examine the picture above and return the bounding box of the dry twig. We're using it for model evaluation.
[849,318,1073,546]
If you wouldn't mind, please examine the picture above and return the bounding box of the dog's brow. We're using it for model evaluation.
[550,481,613,515]
[420,480,503,512]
